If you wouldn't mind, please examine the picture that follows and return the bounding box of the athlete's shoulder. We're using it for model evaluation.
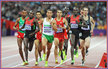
[16,17,20,21]
[51,18,56,23]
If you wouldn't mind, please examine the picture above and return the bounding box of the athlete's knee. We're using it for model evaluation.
[81,46,86,51]
[55,45,58,49]
[19,47,22,51]
[35,45,38,50]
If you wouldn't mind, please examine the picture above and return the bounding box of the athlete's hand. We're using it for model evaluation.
[15,27,19,31]
[29,32,34,36]
[59,25,62,28]
[19,28,22,30]
[90,30,93,35]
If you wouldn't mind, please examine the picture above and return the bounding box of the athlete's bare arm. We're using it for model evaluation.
[51,19,57,32]
[19,19,26,30]
[29,19,40,36]
[39,18,44,33]
[13,18,20,30]
[90,16,95,33]
[60,18,68,29]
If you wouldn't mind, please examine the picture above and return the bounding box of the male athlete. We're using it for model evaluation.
[20,11,39,65]
[69,7,81,65]
[53,10,68,64]
[13,10,28,65]
[34,11,43,65]
[40,9,57,66]
[79,7,95,66]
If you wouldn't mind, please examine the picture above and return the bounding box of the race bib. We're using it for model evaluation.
[56,28,63,33]
[71,24,78,28]
[25,24,31,30]
[81,25,90,30]
[44,26,52,33]
[69,30,72,34]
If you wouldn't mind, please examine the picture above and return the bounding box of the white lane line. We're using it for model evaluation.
[54,39,106,68]
[95,60,100,68]
[12,52,54,67]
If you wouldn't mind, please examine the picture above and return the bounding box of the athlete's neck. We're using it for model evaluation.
[57,16,61,21]
[22,16,26,19]
[37,18,40,20]
[84,14,88,17]
[46,17,51,22]
[47,17,51,20]
[73,14,77,18]
[30,17,33,19]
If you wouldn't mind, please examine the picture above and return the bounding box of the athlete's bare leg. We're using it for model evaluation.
[24,38,29,62]
[70,34,75,64]
[54,38,59,63]
[17,38,25,62]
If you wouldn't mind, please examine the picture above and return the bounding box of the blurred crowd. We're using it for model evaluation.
[1,2,107,36]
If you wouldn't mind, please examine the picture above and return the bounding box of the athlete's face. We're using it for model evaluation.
[64,8,69,14]
[73,9,78,15]
[83,8,88,15]
[46,11,53,18]
[29,12,34,18]
[36,12,41,19]
[22,11,27,17]
[80,10,84,16]
[57,10,62,17]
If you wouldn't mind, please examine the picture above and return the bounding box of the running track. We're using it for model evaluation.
[1,36,107,68]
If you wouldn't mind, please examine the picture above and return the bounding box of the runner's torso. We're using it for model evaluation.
[81,15,91,31]
[25,17,35,31]
[55,17,64,33]
[70,15,80,30]
[18,17,26,33]
[42,18,54,35]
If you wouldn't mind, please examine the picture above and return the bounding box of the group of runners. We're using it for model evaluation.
[13,6,95,67]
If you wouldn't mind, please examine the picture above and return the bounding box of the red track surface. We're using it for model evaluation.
[1,36,107,68]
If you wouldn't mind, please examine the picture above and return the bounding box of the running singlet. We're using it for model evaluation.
[25,17,35,30]
[42,18,54,35]
[70,15,80,29]
[36,20,42,41]
[18,17,26,33]
[81,16,91,31]
[55,17,64,33]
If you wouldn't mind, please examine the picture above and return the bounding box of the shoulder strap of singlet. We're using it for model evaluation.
[20,17,22,20]
[61,17,63,21]
[55,18,57,22]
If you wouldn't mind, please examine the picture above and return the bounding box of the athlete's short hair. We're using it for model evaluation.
[83,7,89,10]
[47,9,52,12]
[36,11,41,14]
[57,9,62,12]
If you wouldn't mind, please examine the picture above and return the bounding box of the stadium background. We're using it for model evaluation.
[1,1,107,37]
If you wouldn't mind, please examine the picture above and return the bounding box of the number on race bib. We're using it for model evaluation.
[71,24,78,28]
[81,25,90,30]
[56,28,63,33]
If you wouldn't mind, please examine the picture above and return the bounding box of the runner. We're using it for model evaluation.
[34,11,43,65]
[13,10,28,66]
[53,10,68,64]
[20,10,39,65]
[69,7,80,65]
[40,9,57,67]
[79,7,95,66]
